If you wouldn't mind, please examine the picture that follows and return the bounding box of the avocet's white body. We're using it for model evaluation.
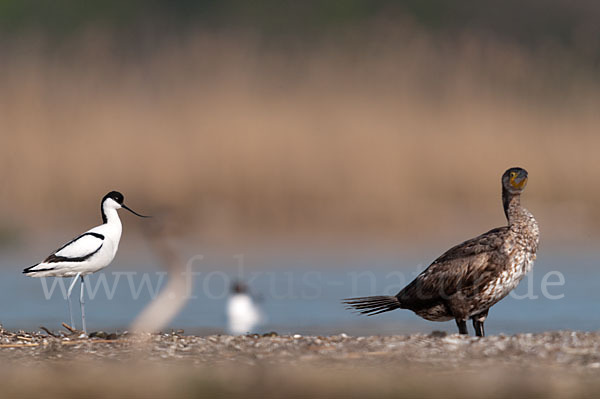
[24,201,123,277]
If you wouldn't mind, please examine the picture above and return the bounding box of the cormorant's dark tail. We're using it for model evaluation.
[343,296,401,316]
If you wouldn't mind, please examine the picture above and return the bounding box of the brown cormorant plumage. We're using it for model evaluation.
[344,167,539,336]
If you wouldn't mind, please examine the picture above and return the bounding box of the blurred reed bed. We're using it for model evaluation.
[1,26,599,243]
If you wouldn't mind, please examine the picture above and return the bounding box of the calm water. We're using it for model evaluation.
[1,246,598,335]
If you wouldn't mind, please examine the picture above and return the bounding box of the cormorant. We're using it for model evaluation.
[344,167,539,336]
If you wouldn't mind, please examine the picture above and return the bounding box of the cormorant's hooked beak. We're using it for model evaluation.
[122,204,151,218]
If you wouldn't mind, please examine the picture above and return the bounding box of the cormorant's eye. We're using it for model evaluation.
[510,172,517,178]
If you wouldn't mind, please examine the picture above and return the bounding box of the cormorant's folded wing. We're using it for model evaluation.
[430,227,508,265]
[398,227,509,305]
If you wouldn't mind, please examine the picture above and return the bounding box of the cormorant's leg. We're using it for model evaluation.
[473,319,484,337]
[455,318,468,335]
[66,273,81,330]
[80,275,87,335]
[471,309,489,337]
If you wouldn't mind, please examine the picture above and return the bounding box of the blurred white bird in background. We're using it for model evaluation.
[226,281,263,335]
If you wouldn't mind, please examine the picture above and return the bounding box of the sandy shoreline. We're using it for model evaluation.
[1,328,598,366]
[1,328,599,397]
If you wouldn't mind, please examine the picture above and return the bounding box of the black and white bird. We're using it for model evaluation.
[226,281,263,335]
[23,191,149,334]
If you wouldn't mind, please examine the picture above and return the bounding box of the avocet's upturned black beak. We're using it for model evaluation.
[122,204,151,218]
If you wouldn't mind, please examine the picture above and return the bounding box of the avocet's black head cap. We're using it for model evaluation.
[101,190,150,223]
[502,167,528,194]
[103,191,124,205]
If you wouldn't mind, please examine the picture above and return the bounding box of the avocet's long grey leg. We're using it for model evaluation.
[80,275,87,335]
[66,273,81,329]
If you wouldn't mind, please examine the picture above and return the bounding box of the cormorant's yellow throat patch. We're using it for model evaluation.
[510,175,527,189]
